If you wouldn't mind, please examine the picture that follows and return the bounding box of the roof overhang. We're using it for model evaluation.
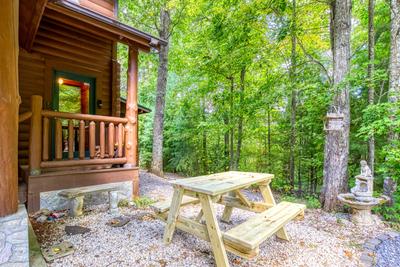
[20,0,167,52]
[120,98,151,114]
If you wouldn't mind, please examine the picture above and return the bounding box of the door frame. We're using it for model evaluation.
[51,70,96,159]
[52,70,96,114]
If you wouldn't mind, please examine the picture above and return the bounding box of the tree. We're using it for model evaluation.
[151,7,171,177]
[368,0,375,174]
[320,0,352,211]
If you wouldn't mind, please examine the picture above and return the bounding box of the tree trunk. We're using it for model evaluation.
[289,0,297,191]
[229,77,235,170]
[321,0,352,211]
[386,0,400,205]
[224,114,229,170]
[150,9,171,177]
[235,67,245,170]
[267,105,271,171]
[202,106,208,173]
[368,0,375,174]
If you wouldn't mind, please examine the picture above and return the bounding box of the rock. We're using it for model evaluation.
[65,225,91,235]
[42,241,74,262]
[107,217,130,228]
[36,215,48,223]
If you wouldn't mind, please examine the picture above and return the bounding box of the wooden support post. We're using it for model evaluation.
[163,187,184,244]
[42,117,49,161]
[55,119,62,160]
[89,121,95,159]
[118,123,124,158]
[68,119,74,159]
[199,194,229,267]
[108,123,115,157]
[79,120,85,159]
[259,183,289,241]
[30,95,43,175]
[125,47,138,167]
[100,121,105,158]
[221,191,236,223]
[0,0,19,216]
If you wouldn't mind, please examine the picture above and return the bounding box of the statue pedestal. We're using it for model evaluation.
[350,206,374,226]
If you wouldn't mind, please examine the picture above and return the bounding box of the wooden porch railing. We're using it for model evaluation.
[29,95,137,175]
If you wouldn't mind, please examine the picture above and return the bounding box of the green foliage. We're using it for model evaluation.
[117,0,399,220]
[374,192,400,222]
[118,199,130,208]
[133,196,155,209]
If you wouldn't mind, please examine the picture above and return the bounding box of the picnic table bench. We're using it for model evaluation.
[152,171,305,267]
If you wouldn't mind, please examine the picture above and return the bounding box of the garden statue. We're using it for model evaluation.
[350,160,374,201]
[338,160,388,225]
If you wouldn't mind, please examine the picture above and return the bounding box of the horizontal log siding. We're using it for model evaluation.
[18,16,114,166]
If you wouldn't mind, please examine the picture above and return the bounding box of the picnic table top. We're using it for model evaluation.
[170,171,274,196]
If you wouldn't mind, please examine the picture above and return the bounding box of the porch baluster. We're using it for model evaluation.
[42,117,49,161]
[89,121,95,159]
[55,119,62,160]
[108,123,115,158]
[118,123,124,158]
[100,121,105,159]
[68,119,74,159]
[79,120,85,159]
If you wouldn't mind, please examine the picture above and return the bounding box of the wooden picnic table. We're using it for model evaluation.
[153,171,305,267]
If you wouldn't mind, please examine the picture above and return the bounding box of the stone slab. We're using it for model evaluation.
[42,241,74,262]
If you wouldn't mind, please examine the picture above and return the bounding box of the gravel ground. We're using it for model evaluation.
[31,170,392,267]
[376,236,400,267]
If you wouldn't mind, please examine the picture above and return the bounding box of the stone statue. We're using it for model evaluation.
[351,160,374,198]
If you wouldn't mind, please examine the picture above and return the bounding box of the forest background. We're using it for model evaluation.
[116,0,400,223]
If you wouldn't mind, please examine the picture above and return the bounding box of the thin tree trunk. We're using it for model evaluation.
[368,0,375,174]
[289,0,297,191]
[224,114,229,170]
[386,0,400,205]
[150,9,171,177]
[389,0,400,143]
[321,0,352,211]
[229,77,235,170]
[202,106,208,173]
[235,67,246,170]
[267,105,271,171]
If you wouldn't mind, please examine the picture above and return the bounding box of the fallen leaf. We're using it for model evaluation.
[344,250,353,259]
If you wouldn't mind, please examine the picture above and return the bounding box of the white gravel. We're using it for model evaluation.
[33,170,391,267]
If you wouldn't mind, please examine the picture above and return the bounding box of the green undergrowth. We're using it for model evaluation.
[280,195,321,209]
[133,196,155,208]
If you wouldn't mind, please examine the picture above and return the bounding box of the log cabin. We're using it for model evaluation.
[0,0,165,217]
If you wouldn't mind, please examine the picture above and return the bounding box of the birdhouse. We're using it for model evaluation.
[324,113,344,131]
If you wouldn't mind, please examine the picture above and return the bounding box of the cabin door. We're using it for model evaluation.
[51,71,96,159]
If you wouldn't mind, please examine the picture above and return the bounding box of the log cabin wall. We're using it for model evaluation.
[69,0,117,18]
[18,8,118,166]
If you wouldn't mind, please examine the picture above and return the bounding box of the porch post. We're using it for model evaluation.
[0,0,19,216]
[125,46,138,167]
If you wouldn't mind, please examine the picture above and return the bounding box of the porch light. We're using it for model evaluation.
[58,78,64,85]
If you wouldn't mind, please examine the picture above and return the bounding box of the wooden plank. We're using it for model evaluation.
[171,171,273,196]
[235,190,252,207]
[40,157,127,168]
[223,202,306,251]
[19,0,48,50]
[152,196,199,213]
[259,183,288,240]
[42,110,128,124]
[157,212,259,260]
[199,194,229,267]
[163,187,184,244]
[219,195,273,213]
[221,191,235,223]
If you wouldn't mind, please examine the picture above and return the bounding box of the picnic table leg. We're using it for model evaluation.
[199,194,229,267]
[221,191,236,223]
[259,183,290,241]
[163,187,184,244]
